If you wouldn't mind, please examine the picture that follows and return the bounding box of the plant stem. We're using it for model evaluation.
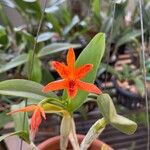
[69,118,80,150]
[60,113,72,150]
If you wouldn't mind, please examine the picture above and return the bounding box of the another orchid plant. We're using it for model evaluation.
[0,33,137,150]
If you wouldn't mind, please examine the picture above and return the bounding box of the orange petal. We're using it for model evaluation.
[78,81,102,94]
[52,61,69,78]
[39,106,46,119]
[30,106,46,138]
[7,105,37,115]
[42,80,66,93]
[75,64,93,79]
[31,109,41,135]
[67,48,75,70]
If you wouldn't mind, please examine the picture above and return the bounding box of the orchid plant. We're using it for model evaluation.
[0,33,137,150]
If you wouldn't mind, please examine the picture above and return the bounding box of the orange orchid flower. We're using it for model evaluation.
[7,105,46,136]
[43,48,102,98]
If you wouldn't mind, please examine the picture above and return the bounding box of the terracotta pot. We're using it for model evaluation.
[38,134,113,150]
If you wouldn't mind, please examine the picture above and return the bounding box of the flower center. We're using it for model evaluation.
[69,80,75,90]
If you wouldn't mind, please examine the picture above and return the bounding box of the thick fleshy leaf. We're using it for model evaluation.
[97,94,137,135]
[97,94,117,122]
[0,79,57,101]
[38,43,81,58]
[80,118,106,150]
[111,115,137,135]
[0,131,30,143]
[0,54,28,74]
[65,33,105,112]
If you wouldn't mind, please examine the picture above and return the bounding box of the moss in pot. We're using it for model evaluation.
[0,34,137,150]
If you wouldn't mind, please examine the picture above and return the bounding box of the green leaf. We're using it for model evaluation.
[0,54,28,74]
[101,63,122,80]
[27,51,42,82]
[97,94,137,135]
[42,103,64,113]
[111,115,137,135]
[14,0,42,20]
[0,112,12,129]
[133,78,145,97]
[113,0,127,4]
[67,33,105,112]
[11,101,29,132]
[92,0,101,18]
[97,94,117,122]
[116,30,141,48]
[38,43,81,58]
[23,0,36,2]
[41,66,55,84]
[19,30,35,45]
[37,32,55,43]
[0,5,13,30]
[80,118,106,150]
[46,13,61,33]
[122,64,130,78]
[63,15,80,35]
[0,0,16,8]
[0,131,30,143]
[0,79,57,100]
[0,43,80,73]
[0,25,8,47]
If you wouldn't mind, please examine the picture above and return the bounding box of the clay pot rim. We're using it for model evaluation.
[38,134,113,150]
